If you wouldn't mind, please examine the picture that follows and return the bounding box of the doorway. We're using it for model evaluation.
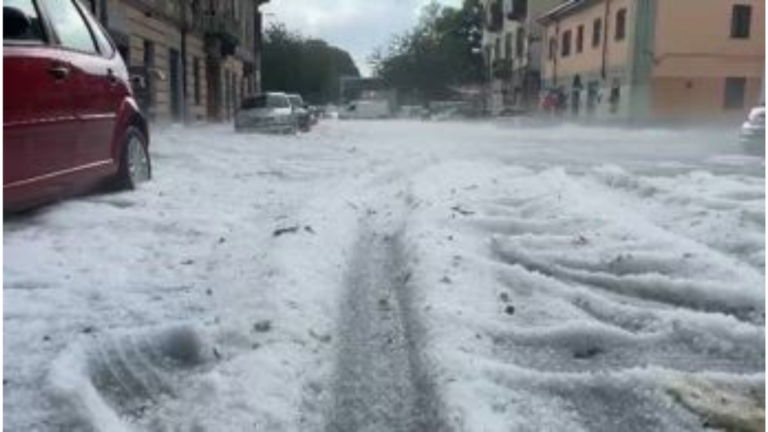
[169,48,183,122]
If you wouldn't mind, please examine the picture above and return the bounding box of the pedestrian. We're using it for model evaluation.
[556,87,567,115]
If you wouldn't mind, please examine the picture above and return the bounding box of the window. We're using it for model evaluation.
[615,8,627,41]
[242,95,267,110]
[724,77,747,109]
[89,20,115,57]
[516,26,524,58]
[548,36,557,60]
[4,0,45,42]
[494,38,501,60]
[505,33,513,60]
[268,94,290,108]
[194,57,202,105]
[40,0,98,53]
[576,25,584,53]
[143,40,155,68]
[561,30,572,57]
[731,5,752,39]
[592,18,602,48]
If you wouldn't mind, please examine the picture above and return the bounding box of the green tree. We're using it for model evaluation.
[261,24,360,104]
[370,0,485,103]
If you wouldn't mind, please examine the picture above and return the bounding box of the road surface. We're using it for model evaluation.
[4,120,765,431]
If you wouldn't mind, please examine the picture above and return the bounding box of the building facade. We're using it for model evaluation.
[514,0,568,110]
[481,0,525,114]
[538,0,765,122]
[84,0,268,124]
[481,0,566,114]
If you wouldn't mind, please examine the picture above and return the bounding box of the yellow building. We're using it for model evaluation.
[538,0,765,122]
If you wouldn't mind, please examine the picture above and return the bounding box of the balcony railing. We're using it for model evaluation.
[126,0,183,24]
[196,12,241,57]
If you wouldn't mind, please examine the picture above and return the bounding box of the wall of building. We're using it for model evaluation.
[540,0,636,120]
[186,37,208,122]
[93,0,262,124]
[539,0,765,122]
[124,4,182,123]
[650,0,765,118]
[482,0,523,113]
[526,0,566,73]
[542,0,633,82]
[651,76,763,120]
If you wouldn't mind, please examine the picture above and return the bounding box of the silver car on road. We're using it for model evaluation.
[235,93,298,134]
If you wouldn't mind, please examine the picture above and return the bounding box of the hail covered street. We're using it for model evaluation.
[4,119,765,431]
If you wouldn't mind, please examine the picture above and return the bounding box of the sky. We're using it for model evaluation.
[262,0,461,77]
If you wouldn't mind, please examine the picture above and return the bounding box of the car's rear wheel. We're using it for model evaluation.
[114,127,151,190]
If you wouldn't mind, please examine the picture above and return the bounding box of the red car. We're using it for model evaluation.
[4,0,151,212]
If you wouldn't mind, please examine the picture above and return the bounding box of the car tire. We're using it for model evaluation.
[114,126,151,190]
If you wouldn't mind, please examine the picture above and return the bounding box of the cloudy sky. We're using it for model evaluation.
[262,0,461,76]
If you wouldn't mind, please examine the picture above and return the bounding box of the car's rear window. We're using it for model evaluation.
[288,96,304,107]
[268,95,290,108]
[242,96,268,110]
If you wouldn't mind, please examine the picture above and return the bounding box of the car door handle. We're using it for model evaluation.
[106,68,118,83]
[49,65,71,80]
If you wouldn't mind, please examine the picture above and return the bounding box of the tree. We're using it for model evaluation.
[370,0,485,103]
[261,24,360,104]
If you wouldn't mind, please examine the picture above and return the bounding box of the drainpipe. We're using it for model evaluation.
[181,32,188,123]
[601,0,611,79]
[553,20,559,86]
[180,2,189,123]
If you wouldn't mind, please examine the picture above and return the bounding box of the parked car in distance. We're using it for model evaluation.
[740,105,765,156]
[307,105,322,126]
[4,0,151,212]
[235,93,298,134]
[287,94,311,132]
[340,99,391,120]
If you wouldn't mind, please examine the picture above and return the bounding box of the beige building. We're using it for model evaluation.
[539,0,765,121]
[84,0,267,124]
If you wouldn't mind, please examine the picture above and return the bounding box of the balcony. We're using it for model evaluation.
[124,0,183,24]
[196,12,241,58]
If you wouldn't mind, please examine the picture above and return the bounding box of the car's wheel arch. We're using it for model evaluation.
[111,98,149,165]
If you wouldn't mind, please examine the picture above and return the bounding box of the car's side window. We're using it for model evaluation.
[89,19,115,57]
[38,0,97,54]
[3,0,46,43]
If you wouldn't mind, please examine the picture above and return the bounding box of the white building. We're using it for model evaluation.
[481,0,567,114]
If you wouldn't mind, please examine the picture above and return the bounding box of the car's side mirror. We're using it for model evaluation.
[4,7,31,39]
[130,75,146,89]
